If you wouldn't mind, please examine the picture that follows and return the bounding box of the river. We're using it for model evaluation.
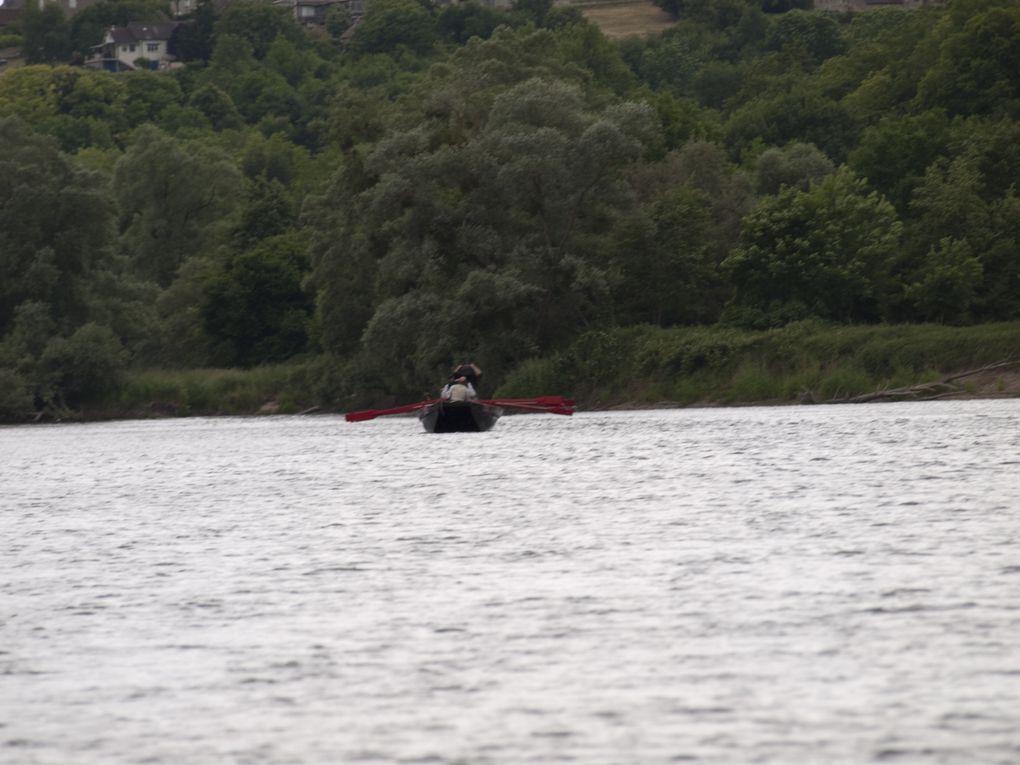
[2,401,1019,764]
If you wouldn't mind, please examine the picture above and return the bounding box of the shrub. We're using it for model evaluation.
[0,369,33,421]
[39,324,126,406]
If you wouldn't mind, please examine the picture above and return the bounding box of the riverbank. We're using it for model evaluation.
[7,321,1019,424]
[498,320,1020,410]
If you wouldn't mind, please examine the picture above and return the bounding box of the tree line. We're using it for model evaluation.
[1,0,1018,418]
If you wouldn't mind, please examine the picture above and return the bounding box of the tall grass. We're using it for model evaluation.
[498,321,1020,406]
[100,364,318,417]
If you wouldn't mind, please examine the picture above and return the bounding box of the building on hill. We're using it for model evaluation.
[85,21,181,72]
[274,0,365,25]
[12,0,105,12]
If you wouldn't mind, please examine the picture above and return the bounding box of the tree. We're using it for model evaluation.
[202,233,312,367]
[847,110,951,213]
[113,125,242,287]
[21,2,72,64]
[723,167,902,326]
[614,186,724,326]
[187,82,243,130]
[38,323,127,406]
[903,238,983,323]
[765,10,844,66]
[123,71,184,127]
[310,61,659,393]
[233,177,294,248]
[513,0,552,26]
[349,0,438,56]
[175,0,217,63]
[918,4,1020,117]
[0,117,116,337]
[214,0,302,59]
[754,141,834,195]
[725,85,858,163]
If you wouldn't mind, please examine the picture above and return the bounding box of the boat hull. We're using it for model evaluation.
[419,401,502,433]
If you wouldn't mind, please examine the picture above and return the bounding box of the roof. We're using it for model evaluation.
[109,21,180,44]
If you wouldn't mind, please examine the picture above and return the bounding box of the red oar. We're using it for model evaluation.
[482,396,575,408]
[345,399,438,422]
[480,400,574,416]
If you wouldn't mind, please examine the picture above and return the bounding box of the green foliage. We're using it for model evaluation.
[233,177,294,248]
[202,233,312,368]
[21,2,72,64]
[504,321,1020,406]
[188,82,243,130]
[0,117,116,336]
[114,364,312,415]
[513,0,552,26]
[438,2,508,45]
[349,0,439,56]
[176,0,217,63]
[215,1,302,59]
[725,84,858,162]
[113,125,242,287]
[0,369,34,421]
[765,10,845,66]
[754,141,834,194]
[39,323,127,406]
[723,168,902,326]
[903,238,983,323]
[848,110,950,211]
[918,5,1020,116]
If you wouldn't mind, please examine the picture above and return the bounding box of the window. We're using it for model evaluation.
[129,44,136,53]
[147,43,159,53]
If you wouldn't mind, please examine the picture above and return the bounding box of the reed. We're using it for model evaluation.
[106,364,316,417]
[498,321,1020,406]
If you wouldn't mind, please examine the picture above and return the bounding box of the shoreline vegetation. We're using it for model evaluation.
[17,321,1017,424]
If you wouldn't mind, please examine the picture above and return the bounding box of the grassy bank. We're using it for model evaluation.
[80,363,321,421]
[57,321,1020,422]
[496,321,1020,407]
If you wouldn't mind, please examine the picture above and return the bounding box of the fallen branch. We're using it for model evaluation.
[824,356,1020,405]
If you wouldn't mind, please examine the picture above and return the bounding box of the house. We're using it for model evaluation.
[274,0,365,26]
[85,21,181,72]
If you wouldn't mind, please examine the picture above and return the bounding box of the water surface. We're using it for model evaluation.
[3,401,1019,763]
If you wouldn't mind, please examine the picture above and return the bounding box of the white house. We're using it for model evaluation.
[86,22,181,72]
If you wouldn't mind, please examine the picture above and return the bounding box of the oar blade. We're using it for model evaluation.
[344,400,436,423]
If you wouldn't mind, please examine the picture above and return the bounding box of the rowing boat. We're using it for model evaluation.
[418,400,503,433]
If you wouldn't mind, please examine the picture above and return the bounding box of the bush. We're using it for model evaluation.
[0,368,33,421]
[39,323,127,406]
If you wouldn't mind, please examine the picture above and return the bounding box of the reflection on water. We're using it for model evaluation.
[2,401,1020,764]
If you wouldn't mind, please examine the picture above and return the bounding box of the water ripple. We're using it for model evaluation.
[2,401,1019,764]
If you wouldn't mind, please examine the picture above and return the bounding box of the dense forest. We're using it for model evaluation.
[1,0,1019,420]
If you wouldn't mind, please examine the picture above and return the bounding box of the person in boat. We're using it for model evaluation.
[440,363,482,403]
[441,375,476,402]
[452,363,482,391]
